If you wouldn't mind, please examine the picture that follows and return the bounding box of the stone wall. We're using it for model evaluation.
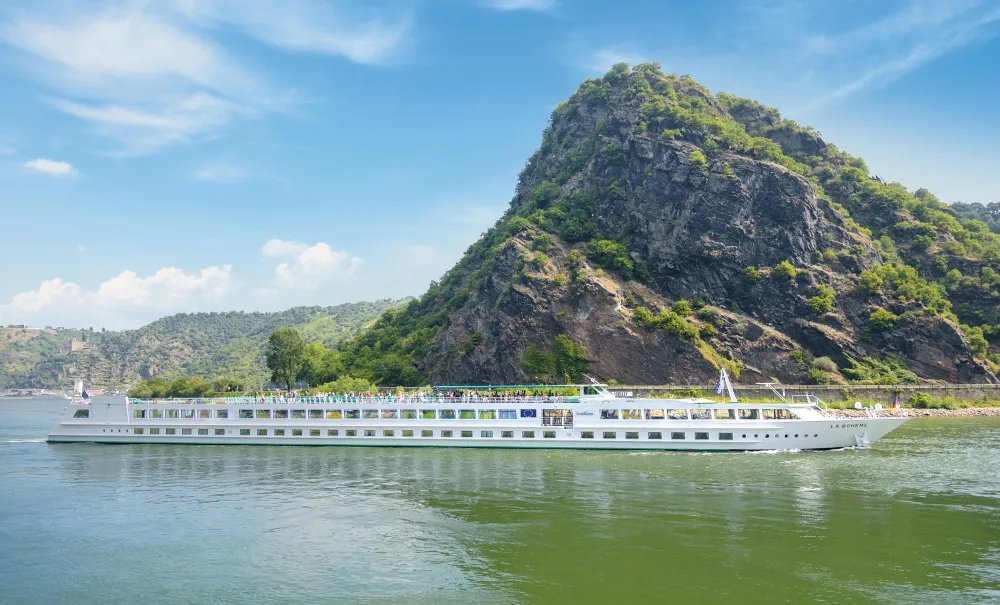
[612,384,1000,404]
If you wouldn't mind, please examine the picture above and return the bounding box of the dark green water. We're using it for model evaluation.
[1,398,998,604]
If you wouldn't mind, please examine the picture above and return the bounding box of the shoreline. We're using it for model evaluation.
[836,407,1000,418]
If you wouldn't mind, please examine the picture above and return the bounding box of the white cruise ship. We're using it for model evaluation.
[47,372,908,451]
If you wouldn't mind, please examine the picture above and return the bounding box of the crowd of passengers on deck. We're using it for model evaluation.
[133,390,574,405]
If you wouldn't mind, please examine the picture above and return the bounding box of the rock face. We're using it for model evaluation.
[349,64,997,386]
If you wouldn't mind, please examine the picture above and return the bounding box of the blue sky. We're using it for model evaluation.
[1,0,999,330]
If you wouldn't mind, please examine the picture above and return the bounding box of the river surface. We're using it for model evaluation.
[1,397,998,604]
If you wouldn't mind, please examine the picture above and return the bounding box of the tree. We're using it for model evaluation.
[265,328,306,391]
[553,334,589,382]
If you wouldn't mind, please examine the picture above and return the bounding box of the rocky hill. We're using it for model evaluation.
[0,300,399,389]
[334,63,1000,386]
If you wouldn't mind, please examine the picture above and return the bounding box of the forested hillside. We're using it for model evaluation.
[0,300,399,389]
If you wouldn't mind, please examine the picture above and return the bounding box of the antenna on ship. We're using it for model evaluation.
[715,368,738,403]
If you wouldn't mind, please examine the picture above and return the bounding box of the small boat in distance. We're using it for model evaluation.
[46,371,908,451]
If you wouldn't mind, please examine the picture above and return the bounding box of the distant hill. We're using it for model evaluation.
[0,300,401,389]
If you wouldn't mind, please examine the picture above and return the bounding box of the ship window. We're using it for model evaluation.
[501,430,514,438]
[363,430,375,437]
[216,410,228,419]
[714,408,735,420]
[199,409,211,419]
[691,409,710,420]
[667,409,688,420]
[239,409,254,419]
[441,430,453,438]
[257,429,267,436]
[273,429,284,436]
[401,410,417,420]
[363,409,379,419]
[310,429,320,436]
[326,410,342,419]
[383,430,394,437]
[739,409,759,420]
[719,432,734,441]
[645,409,664,420]
[345,410,360,419]
[133,428,144,434]
[622,409,642,420]
[439,409,456,419]
[481,431,493,438]
[165,428,176,435]
[522,431,535,438]
[520,409,537,418]
[328,429,339,436]
[150,409,162,418]
[600,409,619,420]
[198,429,209,436]
[762,409,777,420]
[240,429,251,436]
[581,431,594,439]
[181,409,195,419]
[73,409,90,418]
[422,430,433,437]
[478,410,496,420]
[293,429,304,436]
[459,409,476,419]
[149,428,160,435]
[274,409,288,419]
[134,409,146,418]
[308,409,322,419]
[345,430,356,437]
[256,409,271,419]
[402,430,413,437]
[695,432,709,440]
[165,409,179,418]
[182,428,192,435]
[543,431,556,438]
[381,410,398,419]
[499,409,517,420]
[625,432,639,439]
[602,432,617,439]
[421,409,437,419]
[648,432,662,440]
[461,430,473,438]
[292,410,306,419]
[670,432,685,440]
[776,409,796,420]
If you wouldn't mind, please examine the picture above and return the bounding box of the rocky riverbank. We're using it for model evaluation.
[835,407,1000,418]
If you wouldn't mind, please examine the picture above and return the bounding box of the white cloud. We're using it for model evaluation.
[24,158,76,177]
[484,0,557,12]
[261,239,363,290]
[0,265,233,328]
[194,162,250,183]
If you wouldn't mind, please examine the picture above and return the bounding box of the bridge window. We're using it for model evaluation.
[239,409,254,419]
[459,410,476,420]
[600,409,619,420]
[762,409,776,419]
[691,409,710,420]
[421,409,437,419]
[695,432,709,440]
[499,409,517,419]
[215,410,228,419]
[776,409,796,419]
[363,410,379,419]
[719,433,734,440]
[739,409,759,420]
[327,410,342,419]
[72,409,89,418]
[713,408,735,420]
[274,409,288,419]
[439,409,456,419]
[645,409,664,420]
[648,432,662,439]
[667,409,688,420]
[670,432,685,440]
[625,432,639,439]
[581,431,594,439]
[622,409,642,420]
[522,431,535,438]
[199,409,211,419]
[134,409,146,419]
[310,410,324,419]
[345,410,360,419]
[256,410,271,419]
[401,410,417,420]
[478,410,496,419]
[603,432,617,439]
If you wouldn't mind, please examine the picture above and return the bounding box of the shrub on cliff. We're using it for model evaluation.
[869,307,898,330]
[773,260,797,279]
[807,285,835,314]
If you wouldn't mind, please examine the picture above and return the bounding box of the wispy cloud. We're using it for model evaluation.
[583,46,647,74]
[24,158,76,177]
[0,1,414,154]
[484,0,557,12]
[194,162,251,183]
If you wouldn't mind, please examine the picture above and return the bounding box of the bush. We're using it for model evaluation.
[869,307,898,330]
[773,260,797,279]
[672,299,693,316]
[807,284,835,314]
[689,149,708,172]
[633,306,655,327]
[699,323,717,338]
[811,356,838,373]
[315,375,377,394]
[744,266,762,283]
[908,393,932,409]
[807,367,831,384]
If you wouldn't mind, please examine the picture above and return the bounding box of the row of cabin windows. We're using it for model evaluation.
[581,431,733,440]
[132,427,558,438]
[599,409,796,420]
[129,407,798,421]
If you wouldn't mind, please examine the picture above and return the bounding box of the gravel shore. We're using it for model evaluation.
[835,407,1000,418]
